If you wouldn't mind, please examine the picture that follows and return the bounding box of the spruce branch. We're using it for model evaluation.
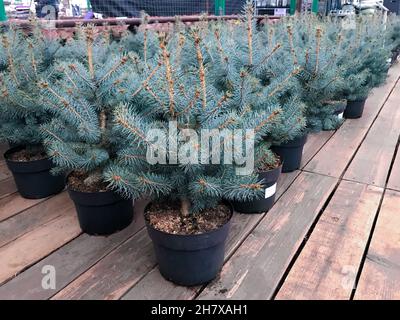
[246,4,254,66]
[207,93,229,118]
[84,26,95,79]
[218,116,237,130]
[41,127,64,143]
[2,35,19,85]
[159,34,176,118]
[257,43,282,68]
[114,108,166,153]
[286,25,298,66]
[115,113,147,141]
[268,67,302,98]
[254,109,281,133]
[66,63,93,88]
[176,89,201,116]
[214,29,227,61]
[99,55,129,83]
[193,31,207,110]
[305,49,309,67]
[28,41,38,78]
[175,32,186,67]
[131,60,162,98]
[315,27,323,74]
[268,27,275,49]
[142,14,149,67]
[39,81,89,127]
[144,83,167,111]
[60,66,79,91]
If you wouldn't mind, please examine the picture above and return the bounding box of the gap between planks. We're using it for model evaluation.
[386,135,400,192]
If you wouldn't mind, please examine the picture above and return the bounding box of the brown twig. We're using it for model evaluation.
[193,31,207,110]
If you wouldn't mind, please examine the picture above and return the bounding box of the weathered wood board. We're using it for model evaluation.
[276,181,382,300]
[344,83,400,187]
[354,190,400,300]
[0,212,81,285]
[0,203,143,300]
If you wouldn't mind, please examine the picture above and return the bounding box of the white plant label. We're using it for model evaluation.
[338,112,344,120]
[265,183,277,199]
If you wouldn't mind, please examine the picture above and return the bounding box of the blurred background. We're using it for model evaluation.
[0,0,396,21]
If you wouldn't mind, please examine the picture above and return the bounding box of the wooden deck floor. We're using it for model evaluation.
[1,64,400,300]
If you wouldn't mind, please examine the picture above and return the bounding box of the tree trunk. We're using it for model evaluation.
[180,197,191,217]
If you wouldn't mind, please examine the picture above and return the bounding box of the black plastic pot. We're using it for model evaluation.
[271,134,307,173]
[232,164,282,214]
[145,203,232,286]
[344,99,366,119]
[4,146,65,199]
[68,185,134,236]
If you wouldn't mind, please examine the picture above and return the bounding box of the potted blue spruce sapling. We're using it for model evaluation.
[179,8,291,211]
[0,24,66,199]
[39,26,133,235]
[339,16,392,118]
[107,30,280,285]
[282,17,345,132]
[207,4,307,173]
[335,26,371,119]
[256,18,308,173]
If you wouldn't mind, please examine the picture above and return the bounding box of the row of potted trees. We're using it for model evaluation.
[1,7,399,286]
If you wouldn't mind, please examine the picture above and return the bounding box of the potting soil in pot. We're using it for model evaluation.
[67,171,109,193]
[7,147,48,162]
[146,202,231,235]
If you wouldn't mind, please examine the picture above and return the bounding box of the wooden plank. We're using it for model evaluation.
[0,211,81,285]
[0,192,49,222]
[196,172,337,300]
[354,190,400,300]
[344,84,400,187]
[388,150,400,191]
[301,131,335,169]
[51,228,156,300]
[0,192,74,248]
[0,203,144,300]
[276,181,383,300]
[305,64,400,178]
[0,162,11,181]
[122,267,198,300]
[0,178,17,200]
[122,171,301,300]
